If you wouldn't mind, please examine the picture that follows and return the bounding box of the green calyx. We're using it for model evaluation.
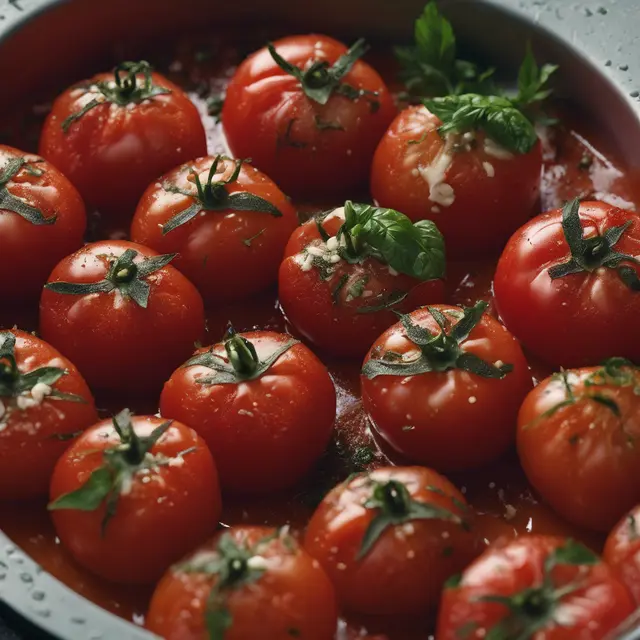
[161,156,282,235]
[0,156,53,225]
[62,61,171,133]
[44,248,176,309]
[362,301,513,380]
[548,198,640,290]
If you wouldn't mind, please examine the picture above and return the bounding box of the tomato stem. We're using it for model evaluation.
[224,326,260,377]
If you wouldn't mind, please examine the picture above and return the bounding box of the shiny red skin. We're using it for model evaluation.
[518,367,640,532]
[0,330,97,500]
[436,535,635,640]
[494,201,640,368]
[304,466,478,615]
[147,526,338,640]
[49,415,221,584]
[371,105,542,258]
[130,156,298,302]
[0,145,86,303]
[39,240,205,394]
[39,71,206,222]
[604,505,640,603]
[361,305,532,471]
[222,34,396,198]
[278,209,445,357]
[160,331,336,494]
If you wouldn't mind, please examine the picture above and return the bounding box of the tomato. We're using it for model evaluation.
[370,105,542,258]
[48,411,221,584]
[517,359,640,532]
[494,200,640,368]
[146,525,338,640]
[39,240,205,394]
[278,203,445,357]
[361,303,532,471]
[0,329,97,500]
[603,504,640,603]
[0,145,86,303]
[39,61,206,222]
[304,466,478,615]
[436,535,634,640]
[130,155,298,302]
[222,35,395,198]
[160,329,335,494]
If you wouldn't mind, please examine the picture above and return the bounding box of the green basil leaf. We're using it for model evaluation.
[515,44,558,110]
[549,539,598,567]
[48,467,113,512]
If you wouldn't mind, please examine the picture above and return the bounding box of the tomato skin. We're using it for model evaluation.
[604,505,640,603]
[494,201,640,368]
[278,209,445,357]
[39,71,206,222]
[370,106,542,258]
[222,35,396,198]
[160,331,336,494]
[518,367,640,532]
[39,240,205,394]
[0,145,86,303]
[146,526,338,640]
[130,157,298,302]
[361,305,532,471]
[304,466,478,615]
[0,330,97,500]
[436,535,635,640]
[49,415,221,584]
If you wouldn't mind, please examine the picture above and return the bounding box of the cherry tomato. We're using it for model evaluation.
[436,535,634,640]
[517,359,640,532]
[222,35,395,198]
[39,61,206,222]
[160,329,335,494]
[146,525,338,640]
[370,105,542,258]
[361,303,532,471]
[278,203,445,357]
[0,145,86,303]
[494,200,640,368]
[40,240,205,394]
[48,411,221,584]
[304,466,478,615]
[130,155,298,302]
[0,329,97,500]
[603,504,640,603]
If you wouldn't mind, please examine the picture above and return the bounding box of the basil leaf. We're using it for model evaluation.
[515,44,558,110]
[548,539,598,567]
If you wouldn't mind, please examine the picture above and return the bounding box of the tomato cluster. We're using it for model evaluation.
[2,2,640,639]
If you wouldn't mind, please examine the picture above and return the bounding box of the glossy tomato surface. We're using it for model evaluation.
[147,525,338,640]
[604,504,640,603]
[223,35,395,198]
[49,415,221,584]
[494,201,640,368]
[0,145,86,303]
[0,329,97,500]
[39,240,205,394]
[130,156,298,302]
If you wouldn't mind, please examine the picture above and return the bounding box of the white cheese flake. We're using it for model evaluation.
[417,134,456,208]
[247,555,270,570]
[482,161,495,178]
[326,236,339,251]
[483,138,514,160]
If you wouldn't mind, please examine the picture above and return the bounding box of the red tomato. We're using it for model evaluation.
[222,35,395,198]
[436,535,634,640]
[146,525,338,640]
[603,504,640,603]
[48,411,221,584]
[39,61,206,222]
[494,200,640,368]
[39,240,205,394]
[370,105,542,258]
[278,205,445,357]
[361,303,532,471]
[517,360,640,532]
[0,145,86,303]
[304,466,478,615]
[160,329,335,494]
[130,155,298,302]
[0,329,97,500]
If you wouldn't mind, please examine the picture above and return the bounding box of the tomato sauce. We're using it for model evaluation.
[1,33,639,639]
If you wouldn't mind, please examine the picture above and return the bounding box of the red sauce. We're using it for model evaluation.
[1,35,638,639]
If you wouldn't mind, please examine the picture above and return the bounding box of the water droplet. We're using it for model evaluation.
[20,572,33,583]
[605,60,612,67]
[597,6,608,14]
[619,64,629,71]
[5,546,15,556]
[13,556,24,565]
[89,632,103,640]
[35,609,50,618]
[584,7,593,15]
[631,91,640,98]
[31,590,45,601]
[70,616,85,625]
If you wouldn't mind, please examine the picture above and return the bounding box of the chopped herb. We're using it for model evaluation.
[578,153,593,170]
[206,94,225,123]
[456,621,479,639]
[402,425,415,432]
[346,276,368,301]
[351,446,376,470]
[331,274,350,304]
